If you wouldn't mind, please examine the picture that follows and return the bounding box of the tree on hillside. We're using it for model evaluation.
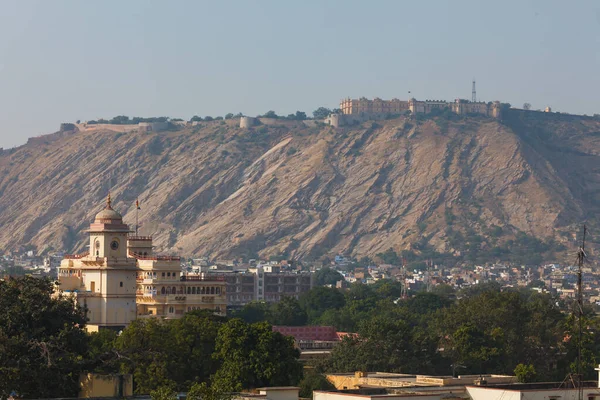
[314,267,344,286]
[295,111,307,120]
[376,248,401,265]
[212,319,302,392]
[313,107,332,119]
[523,103,532,110]
[0,277,89,398]
[224,113,234,120]
[204,116,214,121]
[190,115,203,122]
[261,110,278,119]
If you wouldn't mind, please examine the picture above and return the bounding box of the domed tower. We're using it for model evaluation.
[89,194,131,259]
[59,194,138,330]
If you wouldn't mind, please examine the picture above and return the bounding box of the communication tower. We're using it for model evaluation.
[472,80,477,102]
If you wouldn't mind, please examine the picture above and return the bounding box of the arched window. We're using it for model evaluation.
[166,287,171,295]
[201,287,205,294]
[187,287,191,294]
[192,287,196,294]
[210,287,215,295]
[172,287,176,294]
[216,287,220,295]
[161,287,165,295]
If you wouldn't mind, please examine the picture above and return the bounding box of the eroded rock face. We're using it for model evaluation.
[1,113,599,260]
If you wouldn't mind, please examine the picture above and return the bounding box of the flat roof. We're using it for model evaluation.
[466,381,598,391]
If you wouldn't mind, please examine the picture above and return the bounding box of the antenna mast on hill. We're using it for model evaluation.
[472,79,477,102]
[560,225,588,397]
[576,225,587,400]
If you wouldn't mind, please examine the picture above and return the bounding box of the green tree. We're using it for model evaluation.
[295,111,307,120]
[376,248,400,265]
[514,363,536,383]
[190,115,203,122]
[188,382,231,400]
[212,319,302,392]
[224,113,234,119]
[299,371,336,398]
[261,111,278,119]
[0,276,89,398]
[270,296,308,326]
[314,267,344,286]
[312,107,332,119]
[150,385,178,400]
[235,301,272,324]
[299,287,345,324]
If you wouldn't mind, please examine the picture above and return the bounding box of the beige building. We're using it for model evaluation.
[340,97,409,115]
[338,97,502,120]
[57,196,226,330]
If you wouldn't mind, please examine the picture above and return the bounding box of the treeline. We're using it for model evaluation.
[3,276,599,398]
[82,107,338,126]
[0,277,304,398]
[233,281,600,383]
[87,116,171,125]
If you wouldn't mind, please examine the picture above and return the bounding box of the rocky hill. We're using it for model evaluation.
[2,111,600,264]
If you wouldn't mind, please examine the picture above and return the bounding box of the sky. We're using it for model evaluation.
[0,0,599,148]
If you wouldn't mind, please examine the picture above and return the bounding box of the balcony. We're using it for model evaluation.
[64,252,89,259]
[167,295,187,302]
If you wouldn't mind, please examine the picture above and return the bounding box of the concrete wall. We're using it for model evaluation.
[466,386,600,400]
[259,387,300,400]
[314,391,448,400]
[79,373,133,398]
[138,121,169,132]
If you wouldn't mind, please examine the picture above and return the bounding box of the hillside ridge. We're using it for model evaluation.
[1,112,600,264]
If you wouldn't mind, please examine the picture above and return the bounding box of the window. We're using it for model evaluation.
[167,272,171,277]
[216,287,220,295]
[169,306,174,313]
[120,282,123,287]
[162,272,165,277]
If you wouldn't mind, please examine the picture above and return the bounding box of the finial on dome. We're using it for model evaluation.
[106,193,112,209]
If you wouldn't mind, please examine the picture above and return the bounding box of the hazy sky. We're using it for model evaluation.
[0,0,599,148]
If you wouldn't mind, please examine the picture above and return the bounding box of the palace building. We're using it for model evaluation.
[57,196,226,330]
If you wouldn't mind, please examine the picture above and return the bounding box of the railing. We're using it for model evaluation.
[134,254,181,261]
[128,235,153,241]
[64,252,89,259]
[181,275,225,282]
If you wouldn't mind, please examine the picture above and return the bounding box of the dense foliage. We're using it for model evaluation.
[0,277,88,398]
[2,276,599,397]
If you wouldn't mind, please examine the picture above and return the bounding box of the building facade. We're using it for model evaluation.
[338,97,502,119]
[214,265,313,307]
[57,196,226,330]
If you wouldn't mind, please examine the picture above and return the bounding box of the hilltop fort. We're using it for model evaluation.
[325,96,507,127]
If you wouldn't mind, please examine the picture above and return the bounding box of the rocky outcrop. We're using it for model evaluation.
[1,113,599,260]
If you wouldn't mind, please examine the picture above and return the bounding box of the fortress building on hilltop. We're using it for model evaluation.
[57,195,226,331]
[327,96,502,127]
